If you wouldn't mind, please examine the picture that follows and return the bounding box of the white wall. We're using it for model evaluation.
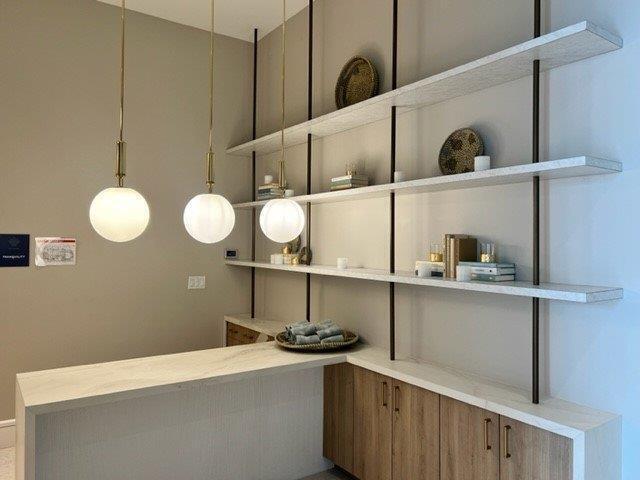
[249,0,640,477]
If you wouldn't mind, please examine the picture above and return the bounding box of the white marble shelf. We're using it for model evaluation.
[227,22,622,157]
[226,261,623,303]
[232,156,621,209]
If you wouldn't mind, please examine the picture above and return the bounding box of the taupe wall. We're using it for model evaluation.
[0,0,253,420]
[252,0,639,477]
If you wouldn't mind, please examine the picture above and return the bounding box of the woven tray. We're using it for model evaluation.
[275,330,359,352]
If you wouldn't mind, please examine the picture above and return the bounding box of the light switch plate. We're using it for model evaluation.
[188,276,206,290]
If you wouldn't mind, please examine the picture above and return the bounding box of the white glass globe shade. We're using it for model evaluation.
[183,193,235,244]
[259,198,305,243]
[90,187,150,242]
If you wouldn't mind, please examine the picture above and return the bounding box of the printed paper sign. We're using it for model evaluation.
[35,238,76,266]
[0,234,30,267]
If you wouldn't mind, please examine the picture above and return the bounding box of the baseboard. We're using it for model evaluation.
[0,419,15,449]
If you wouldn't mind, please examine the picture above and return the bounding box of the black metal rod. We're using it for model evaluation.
[389,0,398,361]
[251,28,258,319]
[532,0,541,405]
[306,0,313,322]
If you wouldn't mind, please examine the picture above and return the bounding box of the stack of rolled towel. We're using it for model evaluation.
[285,320,345,345]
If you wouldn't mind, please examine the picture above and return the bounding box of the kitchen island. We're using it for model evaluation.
[15,342,620,480]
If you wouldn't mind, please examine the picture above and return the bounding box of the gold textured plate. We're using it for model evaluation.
[275,330,359,352]
[438,128,484,175]
[335,56,379,109]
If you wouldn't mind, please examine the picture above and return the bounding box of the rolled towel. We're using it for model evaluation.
[320,334,345,344]
[285,321,316,341]
[317,325,343,340]
[295,334,321,345]
[290,323,317,337]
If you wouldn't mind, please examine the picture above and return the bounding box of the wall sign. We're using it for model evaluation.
[0,234,30,267]
[35,237,76,266]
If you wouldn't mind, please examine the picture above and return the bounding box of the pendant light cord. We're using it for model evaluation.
[115,0,127,187]
[206,0,215,193]
[278,0,287,189]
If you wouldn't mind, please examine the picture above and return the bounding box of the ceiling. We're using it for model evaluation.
[97,0,310,42]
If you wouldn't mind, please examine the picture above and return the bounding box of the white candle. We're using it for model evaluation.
[474,156,491,172]
[337,257,348,269]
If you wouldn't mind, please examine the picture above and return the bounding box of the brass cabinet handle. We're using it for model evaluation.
[484,418,492,450]
[381,381,388,407]
[503,425,512,459]
[394,386,400,413]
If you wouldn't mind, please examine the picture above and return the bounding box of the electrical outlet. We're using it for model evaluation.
[188,276,206,290]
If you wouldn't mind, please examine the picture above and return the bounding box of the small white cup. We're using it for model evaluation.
[272,254,284,265]
[264,174,274,184]
[337,257,348,270]
[417,263,429,278]
[284,189,294,198]
[394,171,406,183]
[474,156,491,172]
[456,265,472,282]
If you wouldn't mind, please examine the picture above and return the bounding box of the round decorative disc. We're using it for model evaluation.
[335,56,379,109]
[438,128,485,175]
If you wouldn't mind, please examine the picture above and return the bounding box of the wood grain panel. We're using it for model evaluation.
[440,396,499,480]
[323,364,354,474]
[392,379,440,480]
[500,415,573,480]
[354,366,392,480]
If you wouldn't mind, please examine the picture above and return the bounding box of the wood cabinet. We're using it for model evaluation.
[392,379,439,480]
[225,322,274,346]
[353,366,393,480]
[325,366,573,480]
[440,396,499,480]
[323,364,355,475]
[499,416,572,480]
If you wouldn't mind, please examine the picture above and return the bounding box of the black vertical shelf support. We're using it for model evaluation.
[306,0,313,322]
[251,28,258,319]
[532,0,541,404]
[389,0,398,361]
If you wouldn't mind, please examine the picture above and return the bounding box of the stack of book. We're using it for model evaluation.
[443,234,477,278]
[330,173,369,191]
[459,261,516,282]
[257,182,284,200]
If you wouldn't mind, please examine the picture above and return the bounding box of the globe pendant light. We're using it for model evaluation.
[183,0,235,244]
[260,0,305,244]
[90,0,149,243]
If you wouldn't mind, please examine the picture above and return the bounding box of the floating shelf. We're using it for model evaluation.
[233,156,621,209]
[227,22,622,157]
[226,260,622,303]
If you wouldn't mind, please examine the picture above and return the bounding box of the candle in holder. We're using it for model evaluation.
[429,243,444,262]
[480,243,496,263]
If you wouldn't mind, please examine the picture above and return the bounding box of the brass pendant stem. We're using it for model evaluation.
[115,0,126,187]
[278,0,287,190]
[205,0,216,191]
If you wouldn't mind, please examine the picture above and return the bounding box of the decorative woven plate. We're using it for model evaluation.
[438,128,484,175]
[275,330,359,352]
[335,56,379,109]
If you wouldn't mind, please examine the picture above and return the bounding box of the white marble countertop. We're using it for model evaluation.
[16,341,617,441]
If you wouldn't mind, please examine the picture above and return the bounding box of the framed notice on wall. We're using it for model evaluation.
[0,234,30,267]
[35,238,76,266]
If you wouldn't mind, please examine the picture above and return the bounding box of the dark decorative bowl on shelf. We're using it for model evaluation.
[335,56,379,109]
[275,331,359,352]
[438,128,484,174]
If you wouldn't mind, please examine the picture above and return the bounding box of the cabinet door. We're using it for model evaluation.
[440,396,499,480]
[354,366,392,480]
[392,379,440,480]
[323,364,355,474]
[499,416,572,480]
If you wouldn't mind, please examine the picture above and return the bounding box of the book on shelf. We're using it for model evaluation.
[458,261,515,268]
[444,235,477,278]
[471,273,516,282]
[469,267,515,275]
[330,183,368,191]
[331,174,369,183]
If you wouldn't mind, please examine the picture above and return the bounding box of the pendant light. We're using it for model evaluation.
[260,0,306,244]
[183,0,235,244]
[90,0,150,243]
